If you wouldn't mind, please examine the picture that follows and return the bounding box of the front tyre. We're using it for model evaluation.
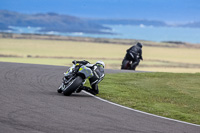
[57,88,62,93]
[63,76,83,96]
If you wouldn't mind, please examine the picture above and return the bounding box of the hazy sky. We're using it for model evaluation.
[0,0,200,23]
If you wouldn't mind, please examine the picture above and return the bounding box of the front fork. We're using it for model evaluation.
[58,76,73,91]
[59,83,65,91]
[58,75,86,93]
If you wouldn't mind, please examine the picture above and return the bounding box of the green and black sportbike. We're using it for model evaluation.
[57,60,93,96]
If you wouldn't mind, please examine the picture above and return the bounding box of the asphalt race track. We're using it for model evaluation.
[0,62,199,133]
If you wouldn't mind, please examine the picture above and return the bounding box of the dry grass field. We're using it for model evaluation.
[0,37,200,73]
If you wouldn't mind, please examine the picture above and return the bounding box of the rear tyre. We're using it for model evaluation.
[121,60,130,69]
[63,76,83,96]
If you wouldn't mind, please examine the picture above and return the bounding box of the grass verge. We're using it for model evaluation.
[89,72,200,125]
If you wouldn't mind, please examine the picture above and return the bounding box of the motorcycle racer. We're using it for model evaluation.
[122,42,143,70]
[57,60,105,95]
[77,60,105,95]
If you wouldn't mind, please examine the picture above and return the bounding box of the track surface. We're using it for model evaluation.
[0,62,199,133]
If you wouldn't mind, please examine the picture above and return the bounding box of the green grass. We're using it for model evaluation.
[90,72,200,125]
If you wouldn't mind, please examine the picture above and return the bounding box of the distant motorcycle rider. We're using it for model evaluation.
[75,60,105,95]
[122,42,143,70]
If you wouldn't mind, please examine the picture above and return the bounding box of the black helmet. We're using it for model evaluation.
[136,42,143,48]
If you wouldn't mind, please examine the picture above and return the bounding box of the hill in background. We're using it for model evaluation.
[0,10,112,34]
[1,10,200,36]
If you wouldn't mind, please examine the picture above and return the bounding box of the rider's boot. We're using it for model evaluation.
[83,86,97,95]
[131,62,138,70]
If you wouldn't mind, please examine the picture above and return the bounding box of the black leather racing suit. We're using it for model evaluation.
[123,45,143,70]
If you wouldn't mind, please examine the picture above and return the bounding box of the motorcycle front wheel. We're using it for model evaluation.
[63,76,83,96]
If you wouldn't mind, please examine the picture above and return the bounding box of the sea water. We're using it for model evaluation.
[78,25,200,44]
[106,25,200,44]
[2,25,200,44]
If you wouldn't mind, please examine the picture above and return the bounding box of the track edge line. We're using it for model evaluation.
[83,91,200,127]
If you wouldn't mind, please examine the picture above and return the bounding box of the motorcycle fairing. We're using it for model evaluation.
[78,65,93,79]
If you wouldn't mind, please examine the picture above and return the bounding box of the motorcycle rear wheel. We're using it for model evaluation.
[121,60,130,69]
